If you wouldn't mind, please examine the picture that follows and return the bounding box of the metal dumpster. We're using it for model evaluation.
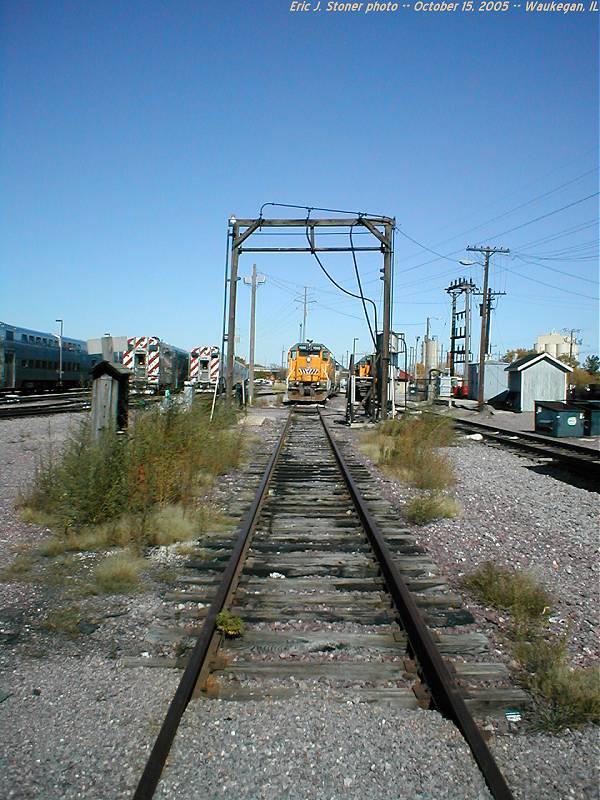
[534,401,585,438]
[570,400,600,436]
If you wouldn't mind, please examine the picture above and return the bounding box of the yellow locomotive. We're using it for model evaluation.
[286,340,337,403]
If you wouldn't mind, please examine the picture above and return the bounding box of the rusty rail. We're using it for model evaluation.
[133,407,513,799]
[318,408,514,800]
[132,412,292,800]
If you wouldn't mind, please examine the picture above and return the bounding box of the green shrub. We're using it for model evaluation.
[462,561,551,623]
[363,413,456,489]
[462,562,599,732]
[92,551,143,594]
[528,663,600,732]
[405,492,460,525]
[216,610,244,637]
[22,400,241,549]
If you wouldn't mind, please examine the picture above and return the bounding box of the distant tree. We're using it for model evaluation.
[571,366,600,387]
[557,353,579,369]
[584,355,600,375]
[502,347,535,363]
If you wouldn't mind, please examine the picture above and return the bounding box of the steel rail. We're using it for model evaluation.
[451,417,599,457]
[132,412,292,800]
[451,418,599,480]
[318,408,515,800]
[0,402,90,419]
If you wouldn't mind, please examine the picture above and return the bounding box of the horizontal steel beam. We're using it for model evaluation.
[233,217,393,228]
[240,246,383,253]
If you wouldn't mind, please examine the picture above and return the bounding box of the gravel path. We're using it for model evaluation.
[155,695,492,800]
[0,414,85,619]
[0,655,180,799]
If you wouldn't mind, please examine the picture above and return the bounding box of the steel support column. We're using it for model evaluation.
[380,222,393,420]
[226,223,240,402]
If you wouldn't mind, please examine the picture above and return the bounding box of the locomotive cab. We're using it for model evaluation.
[286,340,337,403]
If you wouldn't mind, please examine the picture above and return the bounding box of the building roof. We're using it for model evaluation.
[91,360,131,380]
[506,352,573,373]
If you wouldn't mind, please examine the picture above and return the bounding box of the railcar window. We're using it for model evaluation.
[6,331,14,341]
[322,352,329,360]
[290,350,297,359]
[149,344,158,352]
[21,359,28,368]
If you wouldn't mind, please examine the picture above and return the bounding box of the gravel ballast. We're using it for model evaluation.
[1,408,599,799]
[155,695,492,800]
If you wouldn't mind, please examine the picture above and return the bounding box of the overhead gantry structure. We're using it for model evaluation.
[223,212,395,419]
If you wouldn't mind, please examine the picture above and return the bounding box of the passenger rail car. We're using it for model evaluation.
[286,340,337,403]
[122,336,189,394]
[189,345,248,393]
[0,322,90,392]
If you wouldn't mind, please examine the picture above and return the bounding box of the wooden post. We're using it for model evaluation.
[91,374,119,440]
[90,361,130,440]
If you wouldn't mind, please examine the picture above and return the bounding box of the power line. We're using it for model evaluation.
[394,226,459,264]
[485,192,599,240]
[303,215,378,347]
[512,255,599,284]
[503,265,599,300]
[393,163,598,266]
[394,195,598,276]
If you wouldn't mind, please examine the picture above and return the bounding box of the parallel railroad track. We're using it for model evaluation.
[450,416,599,483]
[133,408,519,799]
[0,399,91,419]
[0,394,166,420]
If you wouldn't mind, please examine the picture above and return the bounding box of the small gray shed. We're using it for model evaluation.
[506,352,572,412]
[468,361,509,402]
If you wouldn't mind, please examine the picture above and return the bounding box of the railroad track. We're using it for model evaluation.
[133,408,520,799]
[0,394,166,420]
[450,416,600,483]
[0,399,91,419]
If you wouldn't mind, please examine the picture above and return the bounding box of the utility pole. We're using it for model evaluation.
[466,245,510,410]
[295,287,315,343]
[473,288,506,358]
[415,335,421,377]
[243,265,265,405]
[423,317,432,378]
[562,328,582,362]
[446,278,476,386]
[463,284,471,386]
[303,287,308,342]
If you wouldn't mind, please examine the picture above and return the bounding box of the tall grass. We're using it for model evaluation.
[364,413,456,489]
[22,400,241,548]
[462,562,600,732]
[405,492,460,526]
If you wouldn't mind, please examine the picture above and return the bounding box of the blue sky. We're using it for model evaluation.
[1,1,598,365]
